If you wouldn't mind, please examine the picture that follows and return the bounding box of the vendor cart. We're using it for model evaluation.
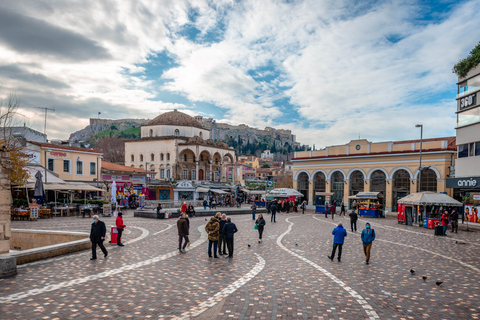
[349,192,384,218]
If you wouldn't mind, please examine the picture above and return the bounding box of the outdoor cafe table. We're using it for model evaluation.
[53,206,75,217]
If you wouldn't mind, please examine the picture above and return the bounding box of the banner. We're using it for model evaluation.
[465,205,480,223]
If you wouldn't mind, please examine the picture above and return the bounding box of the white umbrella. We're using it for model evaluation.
[111,181,117,204]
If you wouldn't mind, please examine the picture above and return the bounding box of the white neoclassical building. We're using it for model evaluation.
[124,110,236,182]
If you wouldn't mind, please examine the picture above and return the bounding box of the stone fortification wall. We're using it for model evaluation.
[0,151,11,254]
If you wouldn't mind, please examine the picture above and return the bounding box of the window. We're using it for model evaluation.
[160,153,164,161]
[476,142,480,156]
[63,159,71,173]
[199,132,202,138]
[90,162,96,175]
[175,129,179,137]
[166,169,171,178]
[47,158,54,171]
[184,154,187,161]
[469,143,475,157]
[160,169,165,178]
[149,129,153,137]
[151,153,154,161]
[183,170,188,179]
[167,153,170,161]
[457,107,480,127]
[76,160,83,175]
[131,154,134,162]
[458,144,469,158]
[140,154,144,162]
[192,170,196,179]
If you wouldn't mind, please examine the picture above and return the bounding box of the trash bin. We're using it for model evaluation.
[434,225,443,236]
[111,226,118,244]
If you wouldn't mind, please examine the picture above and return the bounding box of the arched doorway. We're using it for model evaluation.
[313,172,326,205]
[370,170,386,194]
[349,171,364,207]
[392,169,410,212]
[331,171,344,205]
[297,172,309,204]
[199,169,204,181]
[419,168,437,192]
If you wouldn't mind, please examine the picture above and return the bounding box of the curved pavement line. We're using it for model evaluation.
[312,215,480,273]
[152,223,174,235]
[17,225,154,269]
[355,217,480,247]
[0,225,208,304]
[278,217,380,320]
[160,253,266,320]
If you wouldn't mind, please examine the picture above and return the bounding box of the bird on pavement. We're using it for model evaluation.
[295,242,298,246]
[410,269,415,275]
[248,244,251,248]
[436,281,443,286]
[205,218,207,221]
[423,276,427,281]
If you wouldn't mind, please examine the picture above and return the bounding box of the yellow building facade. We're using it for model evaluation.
[292,137,456,212]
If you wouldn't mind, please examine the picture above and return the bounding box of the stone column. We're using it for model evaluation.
[343,180,350,209]
[385,179,393,213]
[209,162,213,181]
[0,151,16,278]
[364,179,371,192]
[308,179,314,205]
[195,161,199,183]
[410,179,417,194]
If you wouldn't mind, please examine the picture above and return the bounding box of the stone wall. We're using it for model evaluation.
[0,151,12,255]
[11,229,89,250]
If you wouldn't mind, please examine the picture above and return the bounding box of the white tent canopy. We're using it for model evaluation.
[398,192,462,206]
[210,189,229,194]
[25,166,65,184]
[267,188,303,198]
[348,192,382,199]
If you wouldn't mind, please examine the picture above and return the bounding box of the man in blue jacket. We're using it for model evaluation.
[328,222,347,262]
[361,222,376,265]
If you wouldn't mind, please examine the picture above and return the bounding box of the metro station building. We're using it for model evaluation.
[292,137,456,212]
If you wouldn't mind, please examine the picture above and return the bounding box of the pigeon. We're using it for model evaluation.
[436,281,443,286]
[295,242,298,246]
[248,244,251,248]
[422,276,427,281]
[410,269,415,275]
[205,218,207,221]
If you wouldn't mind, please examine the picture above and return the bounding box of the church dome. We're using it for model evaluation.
[148,109,204,129]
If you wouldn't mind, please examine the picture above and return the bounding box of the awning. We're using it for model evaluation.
[348,192,382,199]
[315,192,334,196]
[266,188,303,197]
[210,189,229,194]
[398,192,462,206]
[43,183,103,192]
[196,187,210,193]
[250,190,266,195]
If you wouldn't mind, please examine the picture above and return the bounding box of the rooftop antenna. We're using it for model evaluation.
[35,106,55,137]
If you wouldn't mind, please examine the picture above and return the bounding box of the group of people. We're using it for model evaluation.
[441,209,459,235]
[328,221,376,265]
[203,213,238,258]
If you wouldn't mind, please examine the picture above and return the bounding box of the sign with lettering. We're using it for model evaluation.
[459,93,476,110]
[473,195,480,200]
[49,151,68,157]
[24,152,40,164]
[446,177,480,189]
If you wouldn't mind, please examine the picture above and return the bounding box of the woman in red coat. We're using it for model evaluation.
[116,212,126,246]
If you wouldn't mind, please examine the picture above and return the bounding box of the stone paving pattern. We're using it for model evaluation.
[1,210,480,319]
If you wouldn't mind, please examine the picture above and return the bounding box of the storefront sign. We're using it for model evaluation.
[459,93,476,110]
[49,151,68,157]
[446,177,480,189]
[473,195,480,201]
[24,152,40,164]
[132,176,145,183]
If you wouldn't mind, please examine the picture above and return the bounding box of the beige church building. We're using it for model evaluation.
[124,110,236,182]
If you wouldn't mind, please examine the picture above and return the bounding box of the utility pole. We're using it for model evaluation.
[36,107,55,137]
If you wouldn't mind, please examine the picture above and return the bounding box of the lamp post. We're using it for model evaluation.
[145,162,150,195]
[415,124,423,192]
[44,149,51,203]
[96,156,103,188]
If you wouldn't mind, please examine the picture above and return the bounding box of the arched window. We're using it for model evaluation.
[160,153,164,161]
[149,129,153,137]
[131,154,134,162]
[140,154,144,162]
[331,171,344,204]
[313,172,326,205]
[420,168,437,192]
[392,169,411,212]
[199,132,203,138]
[370,170,386,193]
[349,171,364,197]
[151,153,154,161]
[297,172,309,203]
[174,129,179,137]
[200,155,203,161]
[184,154,187,161]
[167,153,170,161]
[166,169,171,178]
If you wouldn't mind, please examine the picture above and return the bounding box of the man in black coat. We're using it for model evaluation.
[270,202,278,223]
[222,217,238,258]
[90,215,108,260]
[349,210,358,232]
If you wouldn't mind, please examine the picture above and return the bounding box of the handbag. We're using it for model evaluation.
[254,224,258,230]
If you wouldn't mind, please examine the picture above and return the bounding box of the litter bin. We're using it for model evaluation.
[111,226,118,244]
[434,225,443,236]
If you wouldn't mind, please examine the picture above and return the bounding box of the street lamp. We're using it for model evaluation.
[96,156,103,188]
[415,124,423,192]
[44,149,51,202]
[145,162,150,195]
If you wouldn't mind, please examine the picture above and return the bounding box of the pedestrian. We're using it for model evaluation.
[331,203,335,220]
[205,213,220,258]
[203,199,208,210]
[301,200,307,214]
[222,216,238,258]
[327,222,347,262]
[340,202,346,216]
[115,212,126,246]
[156,203,163,219]
[325,201,329,218]
[251,202,257,220]
[218,214,227,255]
[181,201,187,213]
[255,214,266,243]
[349,210,358,232]
[270,201,277,223]
[266,201,271,214]
[451,209,458,233]
[441,210,448,236]
[361,222,376,265]
[177,212,189,253]
[90,215,108,260]
[188,203,195,217]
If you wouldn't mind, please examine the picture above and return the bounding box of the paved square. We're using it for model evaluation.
[1,211,480,319]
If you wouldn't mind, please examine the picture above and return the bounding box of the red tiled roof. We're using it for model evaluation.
[102,161,155,174]
[28,141,102,154]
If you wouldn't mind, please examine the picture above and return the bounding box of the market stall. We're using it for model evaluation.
[349,192,384,218]
[397,192,463,228]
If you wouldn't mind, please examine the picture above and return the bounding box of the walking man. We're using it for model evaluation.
[177,212,189,253]
[361,222,376,265]
[301,200,307,214]
[340,202,346,216]
[205,213,220,258]
[218,214,227,255]
[349,210,358,232]
[90,215,108,260]
[255,214,266,243]
[251,202,257,220]
[328,222,347,262]
[451,209,458,233]
[222,217,238,258]
[441,210,449,236]
[270,201,278,223]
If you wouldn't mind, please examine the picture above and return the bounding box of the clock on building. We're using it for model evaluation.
[356,145,361,150]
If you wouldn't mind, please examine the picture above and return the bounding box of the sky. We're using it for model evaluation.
[1,0,480,148]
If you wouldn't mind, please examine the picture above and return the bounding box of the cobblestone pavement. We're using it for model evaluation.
[1,210,480,319]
